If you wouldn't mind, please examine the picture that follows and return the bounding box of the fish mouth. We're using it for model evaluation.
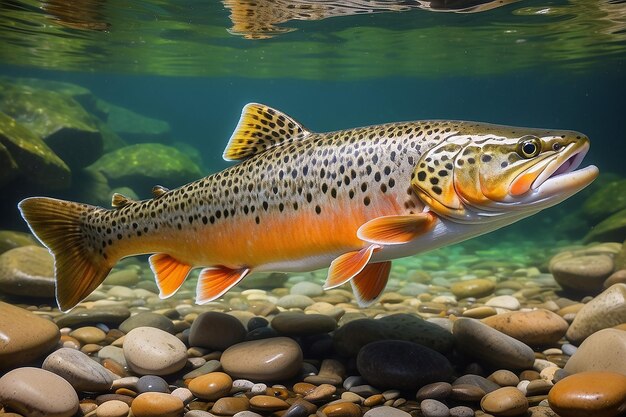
[527,141,598,202]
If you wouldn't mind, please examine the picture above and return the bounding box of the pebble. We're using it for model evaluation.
[548,371,626,417]
[480,387,528,416]
[449,406,474,417]
[303,383,337,402]
[363,405,411,416]
[70,326,107,344]
[249,395,290,411]
[0,367,79,417]
[42,347,113,392]
[55,306,130,328]
[183,359,222,379]
[604,269,626,288]
[564,328,626,375]
[488,370,519,387]
[482,309,568,346]
[549,253,614,292]
[119,312,175,333]
[565,283,626,343]
[282,398,317,416]
[131,392,185,417]
[212,396,250,415]
[271,311,337,336]
[0,245,55,297]
[188,311,247,350]
[96,400,129,417]
[137,375,170,393]
[123,326,188,375]
[188,372,233,400]
[290,281,324,297]
[453,375,500,394]
[220,337,303,381]
[333,313,454,357]
[451,279,496,299]
[98,345,128,367]
[0,302,60,370]
[356,340,453,391]
[421,399,450,417]
[416,382,452,401]
[485,295,520,310]
[171,387,193,404]
[453,318,535,370]
[319,401,362,417]
[276,294,315,309]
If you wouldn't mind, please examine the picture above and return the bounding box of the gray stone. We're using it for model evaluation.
[43,348,113,392]
[0,245,55,298]
[566,283,626,344]
[333,313,454,356]
[453,318,535,370]
[276,294,315,309]
[189,311,247,351]
[453,375,500,394]
[55,306,130,328]
[550,254,614,293]
[137,375,170,393]
[421,399,450,417]
[271,312,336,336]
[289,281,324,297]
[123,327,187,376]
[119,312,175,334]
[363,405,412,417]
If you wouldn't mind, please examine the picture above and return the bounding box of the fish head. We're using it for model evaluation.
[411,124,599,223]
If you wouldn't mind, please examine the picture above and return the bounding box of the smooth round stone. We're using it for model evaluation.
[416,382,452,401]
[564,328,626,375]
[488,370,519,387]
[55,306,130,328]
[566,284,626,344]
[271,312,337,336]
[451,279,496,299]
[449,406,474,417]
[421,399,450,417]
[137,375,170,393]
[249,395,290,411]
[276,294,315,309]
[604,269,626,288]
[70,326,107,344]
[485,295,520,311]
[550,254,614,292]
[119,312,175,334]
[0,302,60,370]
[480,387,528,416]
[131,392,184,417]
[303,383,336,402]
[96,400,129,417]
[212,396,250,415]
[43,348,113,392]
[451,384,485,402]
[356,340,453,391]
[290,281,324,297]
[188,312,247,351]
[0,245,55,297]
[123,327,187,376]
[548,372,626,417]
[107,286,135,298]
[188,372,233,400]
[363,405,411,417]
[247,317,269,331]
[453,318,535,370]
[482,309,568,346]
[282,398,317,417]
[320,402,361,417]
[333,313,454,357]
[103,269,140,286]
[453,375,500,394]
[171,387,193,404]
[183,360,222,379]
[0,367,79,417]
[221,337,303,382]
[463,306,497,319]
[98,345,128,367]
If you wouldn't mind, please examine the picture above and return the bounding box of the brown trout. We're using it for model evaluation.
[19,103,599,311]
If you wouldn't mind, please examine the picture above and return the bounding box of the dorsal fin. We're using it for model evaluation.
[152,185,169,198]
[111,193,135,208]
[223,103,311,161]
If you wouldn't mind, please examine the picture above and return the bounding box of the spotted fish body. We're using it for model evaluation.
[19,103,599,311]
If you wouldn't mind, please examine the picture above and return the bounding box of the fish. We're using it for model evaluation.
[18,103,599,312]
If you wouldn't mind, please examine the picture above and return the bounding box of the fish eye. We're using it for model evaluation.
[517,137,541,159]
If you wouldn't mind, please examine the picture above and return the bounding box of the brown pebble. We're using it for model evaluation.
[81,344,103,354]
[320,401,362,417]
[266,386,289,400]
[304,359,345,385]
[102,359,127,377]
[481,387,528,416]
[211,396,250,415]
[188,372,233,401]
[416,382,452,401]
[526,380,552,396]
[283,398,317,416]
[293,382,317,396]
[451,384,486,402]
[463,306,497,319]
[71,326,107,344]
[80,402,98,415]
[60,334,81,349]
[115,388,137,397]
[519,370,541,381]
[96,394,133,406]
[488,370,520,387]
[249,395,290,411]
[304,383,337,402]
[131,392,184,417]
[548,371,626,417]
[96,400,129,417]
[363,394,385,407]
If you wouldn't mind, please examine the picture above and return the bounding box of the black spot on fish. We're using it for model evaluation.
[417,171,427,181]
[432,186,443,195]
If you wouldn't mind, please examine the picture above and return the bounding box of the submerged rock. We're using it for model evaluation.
[0,245,55,298]
[0,230,40,254]
[564,329,626,375]
[88,143,202,191]
[582,178,626,223]
[549,245,618,293]
[585,208,626,243]
[95,99,171,143]
[0,82,103,168]
[0,112,70,189]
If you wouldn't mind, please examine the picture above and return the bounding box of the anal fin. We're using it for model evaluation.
[351,261,392,307]
[323,244,381,290]
[149,253,192,299]
[196,266,250,304]
[357,213,436,245]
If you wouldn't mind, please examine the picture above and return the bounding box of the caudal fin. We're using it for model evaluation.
[18,197,112,312]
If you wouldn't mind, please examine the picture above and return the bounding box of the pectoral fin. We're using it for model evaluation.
[357,213,436,245]
[351,261,392,307]
[196,266,250,304]
[149,253,193,299]
[324,244,382,290]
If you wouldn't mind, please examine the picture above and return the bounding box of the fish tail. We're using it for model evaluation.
[18,197,112,312]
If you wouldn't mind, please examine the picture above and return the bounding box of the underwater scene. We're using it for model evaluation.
[0,1,626,417]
